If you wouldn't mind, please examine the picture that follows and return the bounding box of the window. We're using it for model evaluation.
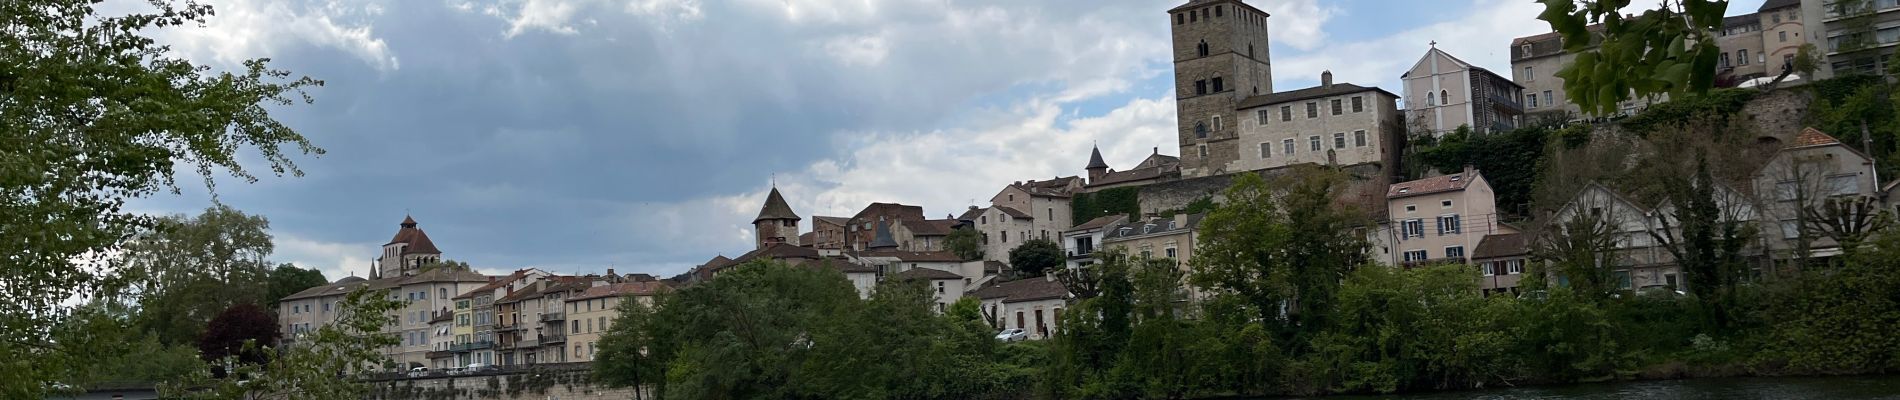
[1215,5,1222,17]
[1520,45,1532,59]
[1197,40,1208,57]
[1195,122,1207,138]
[1403,250,1429,262]
[1259,142,1271,158]
[1401,219,1425,239]
[1165,247,1178,258]
[1773,12,1781,23]
[1445,246,1466,259]
[1197,144,1208,158]
[1330,99,1343,115]
[1212,114,1223,131]
[1354,130,1368,147]
[1782,220,1801,239]
[1442,200,1453,208]
[1505,259,1525,274]
[1527,93,1539,108]
[1405,204,1416,212]
[1427,93,1436,106]
[1306,102,1318,118]
[1308,136,1321,151]
[1002,231,1008,243]
[1280,106,1292,121]
[1176,13,1183,25]
[1523,66,1533,80]
[439,288,448,299]
[1775,181,1799,201]
[1739,49,1750,65]
[571,321,580,333]
[1439,90,1449,105]
[1257,109,1270,125]
[1194,80,1207,95]
[1048,208,1054,219]
[1437,214,1462,235]
[1351,96,1364,112]
[1212,77,1225,92]
[1283,139,1296,155]
[599,316,607,331]
[1720,52,1730,68]
[1482,262,1497,276]
[1780,31,1788,42]
[1333,133,1346,149]
[1614,271,1633,290]
[1828,175,1860,196]
[1544,90,1553,104]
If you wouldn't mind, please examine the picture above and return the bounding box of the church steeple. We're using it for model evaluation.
[1086,144,1110,181]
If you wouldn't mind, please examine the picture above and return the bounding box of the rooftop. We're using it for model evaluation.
[1387,171,1479,199]
[1235,82,1395,110]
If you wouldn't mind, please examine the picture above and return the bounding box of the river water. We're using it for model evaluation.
[1313,376,1900,399]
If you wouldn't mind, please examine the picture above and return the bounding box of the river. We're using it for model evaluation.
[1310,376,1900,399]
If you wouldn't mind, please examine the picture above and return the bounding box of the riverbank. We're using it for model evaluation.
[1306,375,1900,399]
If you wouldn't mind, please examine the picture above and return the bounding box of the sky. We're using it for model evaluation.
[125,0,1770,282]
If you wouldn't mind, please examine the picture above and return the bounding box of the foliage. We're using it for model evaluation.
[1646,155,1756,331]
[1805,73,1899,178]
[1536,0,1729,115]
[1792,43,1821,78]
[266,264,328,309]
[1071,187,1141,224]
[1415,126,1552,217]
[946,228,985,261]
[47,303,204,391]
[1617,88,1757,134]
[198,304,280,370]
[106,205,277,346]
[1191,167,1369,346]
[164,288,403,400]
[1008,238,1065,277]
[1762,230,1900,374]
[1304,264,1521,393]
[1,0,321,394]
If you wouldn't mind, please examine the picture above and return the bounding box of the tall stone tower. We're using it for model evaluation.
[753,186,802,249]
[1170,0,1272,178]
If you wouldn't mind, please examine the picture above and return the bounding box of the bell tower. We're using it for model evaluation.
[1169,0,1272,178]
[753,186,802,249]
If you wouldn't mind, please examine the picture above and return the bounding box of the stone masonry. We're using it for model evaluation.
[366,364,646,400]
[1172,0,1274,178]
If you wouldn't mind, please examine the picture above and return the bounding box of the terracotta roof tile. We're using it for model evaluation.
[1793,127,1841,147]
[852,250,965,263]
[1472,233,1530,260]
[970,277,1068,303]
[1068,215,1126,232]
[1388,171,1479,199]
[888,267,963,281]
[568,281,669,301]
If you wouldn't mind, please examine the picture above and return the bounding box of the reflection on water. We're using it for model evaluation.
[1303,376,1900,400]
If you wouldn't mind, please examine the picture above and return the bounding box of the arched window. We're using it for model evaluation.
[1197,40,1209,57]
[1195,122,1208,139]
[1439,90,1449,105]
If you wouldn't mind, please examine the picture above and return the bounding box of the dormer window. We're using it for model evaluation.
[1119,227,1132,236]
[1450,175,1462,182]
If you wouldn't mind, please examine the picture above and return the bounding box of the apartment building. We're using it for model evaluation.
[566,282,668,362]
[1385,168,1514,266]
[1062,215,1127,269]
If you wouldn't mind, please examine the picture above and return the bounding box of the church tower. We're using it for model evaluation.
[1170,0,1273,178]
[378,215,443,278]
[753,186,802,249]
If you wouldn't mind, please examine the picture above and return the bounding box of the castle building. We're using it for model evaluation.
[754,187,802,249]
[1171,0,1275,178]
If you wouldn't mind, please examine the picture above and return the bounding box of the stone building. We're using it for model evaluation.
[1170,0,1275,178]
[1718,13,1768,81]
[990,178,1080,245]
[1233,71,1403,174]
[754,187,802,249]
[962,205,1037,265]
[810,216,850,250]
[377,216,444,278]
[845,203,926,251]
[971,276,1069,340]
[1100,213,1204,299]
[1758,0,1808,78]
[1400,46,1524,135]
[1755,128,1880,261]
[1084,146,1183,191]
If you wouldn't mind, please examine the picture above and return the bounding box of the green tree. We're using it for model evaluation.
[106,205,278,346]
[1,0,321,394]
[1191,167,1369,345]
[946,228,985,261]
[1008,238,1065,277]
[266,264,328,309]
[165,288,403,400]
[47,303,203,392]
[1536,0,1730,115]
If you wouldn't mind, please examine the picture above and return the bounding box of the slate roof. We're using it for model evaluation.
[1087,167,1172,187]
[569,281,669,301]
[813,216,851,227]
[889,267,964,281]
[853,250,965,263]
[385,216,442,255]
[1723,14,1761,30]
[970,277,1068,303]
[1103,214,1203,241]
[868,221,899,249]
[1235,83,1397,110]
[454,271,531,300]
[798,232,815,244]
[495,282,546,303]
[1472,233,1530,260]
[1388,171,1480,199]
[852,203,926,222]
[754,187,802,224]
[1068,215,1127,232]
[1086,146,1109,170]
[902,219,958,236]
[994,205,1034,220]
[1759,0,1799,11]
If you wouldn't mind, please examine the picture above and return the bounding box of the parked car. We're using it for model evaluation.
[995,328,1028,342]
[406,367,428,377]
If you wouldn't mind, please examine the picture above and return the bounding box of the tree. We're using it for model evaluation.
[1536,0,1730,115]
[1,0,321,395]
[198,304,280,375]
[946,228,985,261]
[1792,43,1821,78]
[266,264,328,309]
[1008,238,1064,277]
[1191,167,1369,345]
[106,205,278,346]
[165,288,403,400]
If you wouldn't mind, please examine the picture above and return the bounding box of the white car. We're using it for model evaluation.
[995,328,1029,342]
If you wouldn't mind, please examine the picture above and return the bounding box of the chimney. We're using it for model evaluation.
[1153,147,1159,155]
[1321,70,1334,89]
[607,268,616,278]
[1174,212,1190,229]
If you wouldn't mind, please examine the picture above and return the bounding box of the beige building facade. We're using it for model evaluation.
[1401,47,1524,135]
[565,282,665,362]
[1384,168,1512,265]
[1234,73,1402,173]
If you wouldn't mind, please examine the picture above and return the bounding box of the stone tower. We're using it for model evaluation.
[1170,0,1273,178]
[379,215,443,278]
[1085,145,1110,182]
[753,186,802,249]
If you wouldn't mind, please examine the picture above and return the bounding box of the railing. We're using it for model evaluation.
[1488,92,1523,113]
[539,333,566,343]
[426,350,456,359]
[448,341,493,352]
[540,312,565,322]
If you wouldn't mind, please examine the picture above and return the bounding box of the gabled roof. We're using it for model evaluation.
[852,203,926,222]
[994,205,1034,220]
[1388,171,1481,199]
[1068,215,1127,232]
[1103,214,1203,241]
[1792,127,1841,148]
[852,250,965,263]
[394,266,488,285]
[1400,47,1472,79]
[732,242,824,264]
[1235,82,1396,110]
[957,206,988,221]
[495,282,547,303]
[754,187,802,224]
[901,219,958,236]
[970,277,1068,303]
[1087,166,1174,187]
[813,216,851,227]
[1012,178,1081,198]
[889,267,964,281]
[568,281,669,302]
[454,270,532,300]
[1472,233,1530,260]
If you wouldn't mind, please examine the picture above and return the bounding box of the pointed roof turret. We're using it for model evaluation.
[868,220,898,249]
[401,215,418,228]
[753,187,802,224]
[1086,145,1109,170]
[386,215,442,255]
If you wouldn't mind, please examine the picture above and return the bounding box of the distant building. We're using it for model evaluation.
[1084,146,1182,190]
[1471,233,1529,296]
[1100,213,1204,299]
[1169,0,1276,178]
[1233,71,1403,173]
[1400,46,1524,135]
[1717,13,1768,82]
[377,215,444,278]
[565,282,668,362]
[970,276,1069,340]
[1757,0,1807,78]
[1384,167,1513,266]
[1755,128,1880,261]
[753,187,802,249]
[1061,215,1127,269]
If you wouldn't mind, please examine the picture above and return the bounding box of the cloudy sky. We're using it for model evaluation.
[127,0,1768,281]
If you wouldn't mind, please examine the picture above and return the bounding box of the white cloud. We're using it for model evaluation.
[821,33,890,67]
[1259,0,1338,51]
[504,0,583,37]
[275,234,377,281]
[155,0,400,71]
[1272,0,1548,91]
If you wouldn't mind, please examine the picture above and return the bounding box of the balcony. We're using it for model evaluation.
[1488,92,1523,114]
[1066,249,1096,260]
[426,350,456,359]
[449,341,494,352]
[539,333,567,344]
[540,312,565,322]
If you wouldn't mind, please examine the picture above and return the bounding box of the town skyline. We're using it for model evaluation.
[125,0,1770,282]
